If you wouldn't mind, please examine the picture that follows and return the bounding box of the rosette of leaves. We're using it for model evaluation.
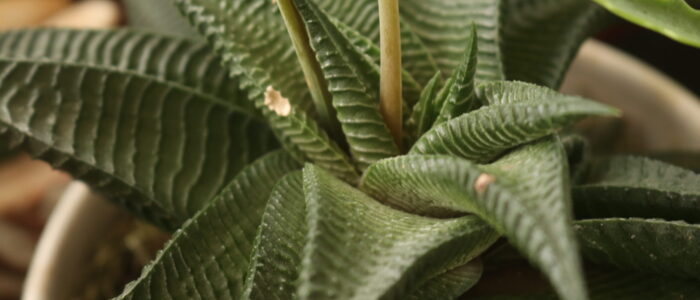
[0,0,698,299]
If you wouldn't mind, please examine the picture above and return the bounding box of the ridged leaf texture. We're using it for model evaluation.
[117,151,300,299]
[398,0,504,82]
[574,156,700,222]
[500,0,610,88]
[576,218,700,281]
[363,138,587,300]
[241,165,498,300]
[405,260,483,300]
[408,72,442,138]
[299,165,498,299]
[0,30,279,229]
[0,28,256,114]
[433,25,479,126]
[410,82,617,162]
[331,18,423,110]
[176,0,360,182]
[294,0,399,170]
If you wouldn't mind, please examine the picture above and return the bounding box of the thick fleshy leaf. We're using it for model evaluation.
[123,0,200,38]
[433,25,479,126]
[313,1,443,86]
[574,156,700,222]
[117,151,301,299]
[293,0,399,170]
[406,260,483,300]
[592,0,700,48]
[410,92,617,162]
[242,172,306,300]
[331,18,423,109]
[176,0,359,180]
[408,72,442,138]
[0,58,276,229]
[399,0,504,82]
[299,164,499,299]
[0,28,255,114]
[363,139,587,300]
[576,218,700,280]
[500,0,610,88]
[264,106,359,183]
[175,0,310,110]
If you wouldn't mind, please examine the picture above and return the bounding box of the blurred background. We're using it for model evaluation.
[0,0,698,300]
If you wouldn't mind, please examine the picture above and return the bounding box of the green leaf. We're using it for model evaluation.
[592,0,700,48]
[574,156,700,223]
[293,0,399,170]
[263,107,359,183]
[433,25,479,126]
[363,139,587,300]
[0,28,256,114]
[399,0,505,82]
[242,171,306,300]
[312,1,441,86]
[500,0,610,88]
[410,87,617,162]
[397,22,443,86]
[0,57,276,229]
[300,164,498,299]
[576,218,700,280]
[314,0,505,82]
[330,17,423,110]
[123,0,201,39]
[408,72,442,138]
[117,151,301,299]
[175,0,311,110]
[176,0,359,181]
[406,260,483,300]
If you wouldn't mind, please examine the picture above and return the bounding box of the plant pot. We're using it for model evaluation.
[561,39,700,153]
[22,182,124,300]
[21,40,700,300]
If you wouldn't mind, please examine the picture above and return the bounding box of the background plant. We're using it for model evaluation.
[0,0,699,299]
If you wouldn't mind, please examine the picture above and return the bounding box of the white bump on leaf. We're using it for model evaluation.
[264,86,291,116]
[474,173,495,194]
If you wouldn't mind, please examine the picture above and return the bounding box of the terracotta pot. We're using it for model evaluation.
[21,40,700,300]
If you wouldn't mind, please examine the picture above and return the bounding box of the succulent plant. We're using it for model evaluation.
[2,0,700,299]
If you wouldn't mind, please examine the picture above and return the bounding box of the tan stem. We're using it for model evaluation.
[378,0,403,149]
[277,0,339,135]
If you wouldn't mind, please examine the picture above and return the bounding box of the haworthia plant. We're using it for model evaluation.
[0,0,697,299]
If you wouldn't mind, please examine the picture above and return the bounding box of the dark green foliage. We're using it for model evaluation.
[0,0,694,299]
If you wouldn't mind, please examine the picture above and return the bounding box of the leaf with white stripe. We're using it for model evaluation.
[363,138,588,300]
[399,0,505,82]
[408,72,442,138]
[294,0,399,170]
[576,218,700,280]
[117,151,300,299]
[410,91,617,163]
[501,0,610,88]
[300,164,498,299]
[0,58,276,229]
[176,0,360,180]
[574,156,700,222]
[434,25,479,126]
[0,28,255,114]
